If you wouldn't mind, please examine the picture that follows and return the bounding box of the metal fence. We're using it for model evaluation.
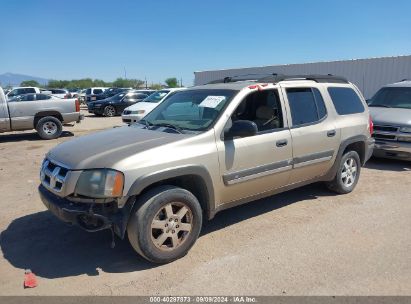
[194,55,411,99]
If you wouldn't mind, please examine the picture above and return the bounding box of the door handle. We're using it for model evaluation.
[327,130,336,137]
[276,139,288,147]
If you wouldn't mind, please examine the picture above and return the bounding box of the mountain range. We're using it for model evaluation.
[0,73,49,87]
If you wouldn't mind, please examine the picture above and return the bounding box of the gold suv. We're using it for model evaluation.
[38,74,375,263]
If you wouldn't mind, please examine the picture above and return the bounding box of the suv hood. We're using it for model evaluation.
[369,107,411,126]
[47,126,191,170]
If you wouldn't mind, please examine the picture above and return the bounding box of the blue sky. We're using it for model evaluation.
[1,0,411,85]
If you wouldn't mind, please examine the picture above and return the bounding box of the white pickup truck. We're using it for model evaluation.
[0,87,83,139]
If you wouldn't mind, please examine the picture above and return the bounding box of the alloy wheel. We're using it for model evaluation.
[341,157,357,187]
[150,202,193,251]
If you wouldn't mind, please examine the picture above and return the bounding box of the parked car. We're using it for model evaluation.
[368,80,411,161]
[122,88,186,124]
[85,87,108,103]
[77,89,87,103]
[6,87,41,99]
[46,88,72,99]
[38,74,374,263]
[94,87,131,101]
[87,91,149,117]
[0,88,83,139]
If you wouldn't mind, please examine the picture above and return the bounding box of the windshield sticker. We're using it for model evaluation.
[199,96,226,108]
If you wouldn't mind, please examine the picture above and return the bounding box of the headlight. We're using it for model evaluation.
[75,169,124,198]
[131,110,145,114]
[399,127,411,133]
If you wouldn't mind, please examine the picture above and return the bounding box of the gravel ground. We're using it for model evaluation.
[0,110,410,295]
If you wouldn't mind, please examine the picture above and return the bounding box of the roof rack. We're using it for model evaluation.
[207,73,349,84]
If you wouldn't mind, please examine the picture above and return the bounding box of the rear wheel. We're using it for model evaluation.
[36,116,62,140]
[104,105,116,117]
[127,186,203,263]
[326,151,361,194]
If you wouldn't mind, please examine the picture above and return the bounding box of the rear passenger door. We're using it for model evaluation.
[280,85,340,183]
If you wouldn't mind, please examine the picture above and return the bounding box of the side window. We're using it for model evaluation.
[25,94,35,101]
[230,89,284,133]
[328,87,365,115]
[93,89,103,94]
[85,89,92,95]
[36,94,51,100]
[286,88,327,127]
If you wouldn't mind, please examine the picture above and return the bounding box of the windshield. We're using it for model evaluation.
[369,87,411,109]
[143,90,170,103]
[140,89,237,132]
[110,93,126,101]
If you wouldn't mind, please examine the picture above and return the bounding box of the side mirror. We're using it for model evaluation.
[224,120,257,140]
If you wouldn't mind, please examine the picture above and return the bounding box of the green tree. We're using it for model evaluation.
[20,80,40,87]
[112,78,145,88]
[165,77,178,88]
[150,83,163,90]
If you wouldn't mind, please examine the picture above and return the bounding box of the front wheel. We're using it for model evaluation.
[36,116,63,140]
[103,105,116,117]
[127,186,203,263]
[326,151,361,194]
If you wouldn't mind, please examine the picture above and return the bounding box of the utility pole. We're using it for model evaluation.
[145,76,147,89]
[180,77,183,87]
[124,67,127,79]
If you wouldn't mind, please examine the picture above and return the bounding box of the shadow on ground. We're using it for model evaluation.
[0,131,74,143]
[0,183,332,279]
[365,157,411,172]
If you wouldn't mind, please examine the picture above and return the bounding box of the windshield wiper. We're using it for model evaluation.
[139,119,152,129]
[151,123,184,134]
[369,104,392,108]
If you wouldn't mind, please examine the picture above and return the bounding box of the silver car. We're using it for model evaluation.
[38,74,374,263]
[369,80,411,161]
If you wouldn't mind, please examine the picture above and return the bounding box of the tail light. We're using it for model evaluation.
[75,99,80,112]
[369,115,374,135]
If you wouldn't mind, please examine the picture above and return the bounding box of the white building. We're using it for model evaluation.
[194,55,411,99]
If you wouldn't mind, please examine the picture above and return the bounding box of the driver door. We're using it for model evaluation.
[215,89,293,204]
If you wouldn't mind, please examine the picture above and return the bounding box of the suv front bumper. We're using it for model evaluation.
[373,140,411,161]
[38,185,126,237]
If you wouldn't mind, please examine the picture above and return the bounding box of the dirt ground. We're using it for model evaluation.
[0,110,410,296]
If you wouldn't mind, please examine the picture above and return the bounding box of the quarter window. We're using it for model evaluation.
[328,87,365,115]
[287,88,327,127]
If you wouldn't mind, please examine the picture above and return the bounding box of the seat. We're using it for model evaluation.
[254,105,279,131]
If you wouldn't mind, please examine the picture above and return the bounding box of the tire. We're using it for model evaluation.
[127,185,203,264]
[103,105,116,117]
[326,151,361,194]
[36,116,63,140]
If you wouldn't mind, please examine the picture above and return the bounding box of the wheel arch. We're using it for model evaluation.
[34,111,63,128]
[124,165,215,227]
[323,135,367,181]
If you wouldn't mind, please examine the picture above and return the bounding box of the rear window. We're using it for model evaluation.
[93,89,103,94]
[25,88,36,94]
[328,87,365,115]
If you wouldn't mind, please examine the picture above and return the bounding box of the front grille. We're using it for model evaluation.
[40,159,69,193]
[123,110,131,115]
[374,125,399,132]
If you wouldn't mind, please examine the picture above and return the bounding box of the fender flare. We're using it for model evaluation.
[323,135,368,181]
